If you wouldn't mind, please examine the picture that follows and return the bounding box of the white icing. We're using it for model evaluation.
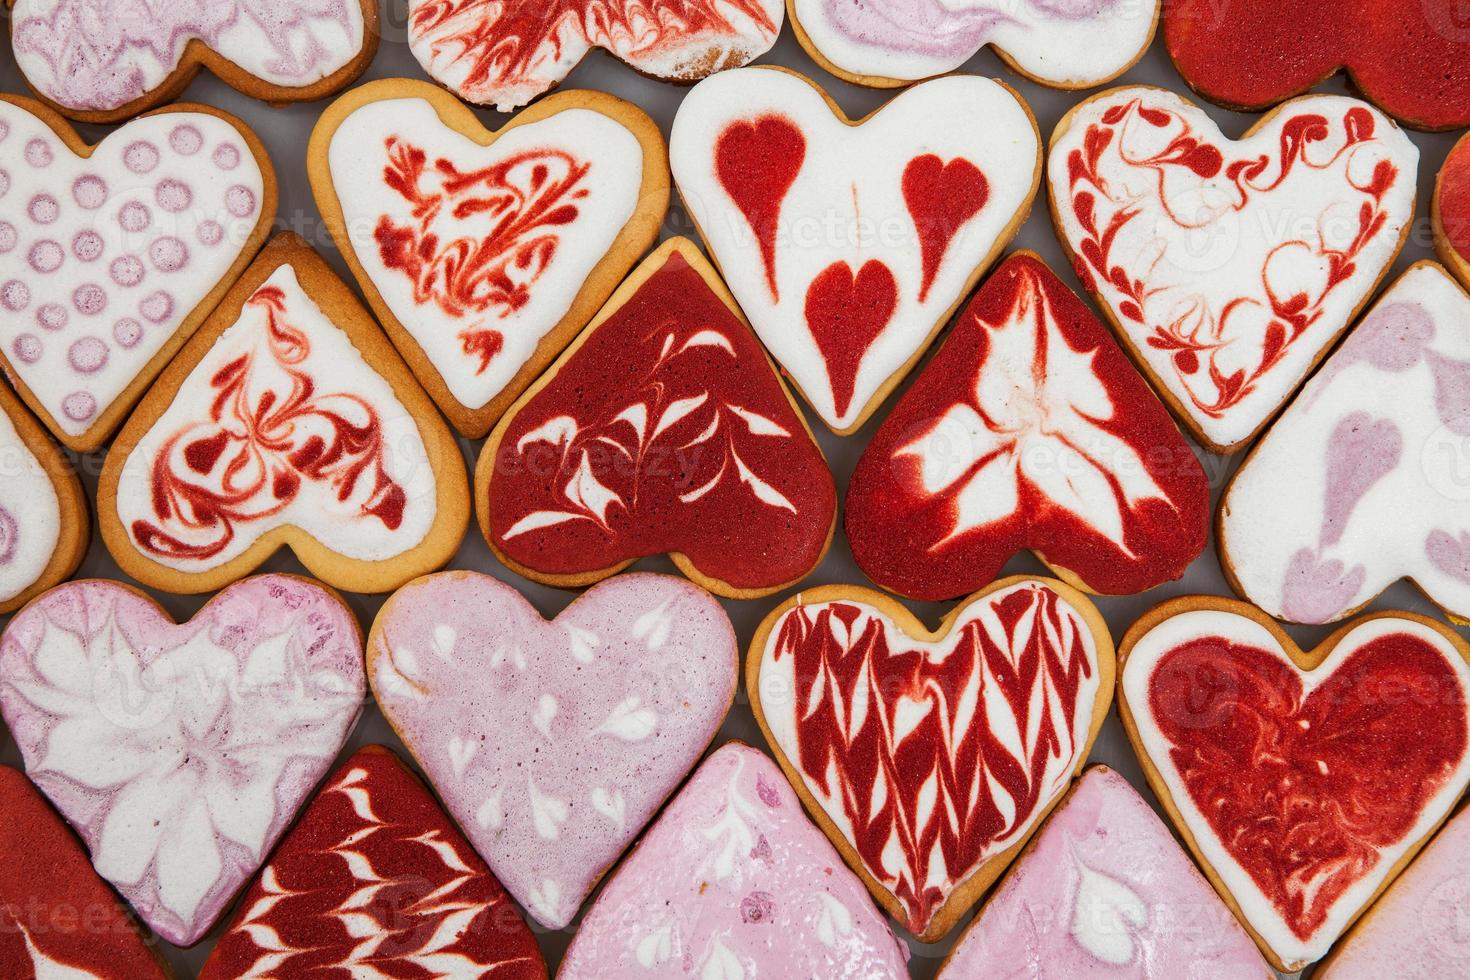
[1223,264,1470,623]
[113,265,437,569]
[448,736,477,778]
[814,892,854,948]
[701,937,746,980]
[327,98,644,411]
[594,697,658,741]
[527,777,569,840]
[0,103,266,439]
[1069,845,1148,965]
[22,923,102,980]
[636,921,676,967]
[591,786,627,829]
[1121,610,1470,966]
[0,404,62,603]
[671,69,1038,431]
[533,694,558,736]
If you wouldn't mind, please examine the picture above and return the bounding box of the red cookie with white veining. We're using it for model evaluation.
[98,234,470,595]
[671,67,1040,434]
[0,767,166,979]
[478,238,836,598]
[200,746,545,980]
[748,576,1115,940]
[1165,0,1470,131]
[847,252,1208,601]
[1435,132,1470,290]
[1119,597,1470,971]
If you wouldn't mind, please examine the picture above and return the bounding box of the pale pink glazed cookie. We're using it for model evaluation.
[1049,86,1417,453]
[937,767,1269,978]
[559,742,909,978]
[0,574,366,947]
[368,571,737,929]
[1318,806,1470,978]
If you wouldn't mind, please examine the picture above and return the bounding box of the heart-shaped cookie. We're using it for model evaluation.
[936,767,1268,978]
[1119,597,1470,971]
[1220,262,1470,624]
[789,0,1158,90]
[369,571,737,929]
[98,234,470,596]
[0,574,366,947]
[10,0,377,123]
[309,79,668,438]
[0,95,275,451]
[1435,132,1470,290]
[749,576,1115,940]
[559,742,909,978]
[1,767,168,978]
[847,251,1208,601]
[1164,0,1470,131]
[406,0,784,111]
[0,381,87,614]
[672,67,1040,434]
[1049,86,1417,453]
[201,745,546,979]
[478,238,836,599]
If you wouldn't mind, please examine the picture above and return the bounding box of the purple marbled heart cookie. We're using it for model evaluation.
[0,574,365,947]
[368,570,738,929]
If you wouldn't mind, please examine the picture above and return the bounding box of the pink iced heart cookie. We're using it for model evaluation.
[560,742,909,978]
[10,0,377,123]
[310,80,668,438]
[671,67,1040,433]
[0,574,366,947]
[368,571,737,929]
[1049,87,1418,452]
[0,96,274,451]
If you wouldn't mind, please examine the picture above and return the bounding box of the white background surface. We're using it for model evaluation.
[0,2,1461,976]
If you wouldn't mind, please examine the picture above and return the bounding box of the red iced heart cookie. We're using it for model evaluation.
[1164,0,1470,131]
[1435,132,1470,290]
[201,746,545,979]
[1049,87,1417,452]
[672,67,1040,434]
[749,576,1115,940]
[847,252,1209,601]
[1120,598,1470,971]
[1,767,167,978]
[479,238,836,598]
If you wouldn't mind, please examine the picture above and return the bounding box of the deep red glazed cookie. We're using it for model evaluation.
[1435,132,1470,289]
[1165,0,1470,130]
[846,252,1209,601]
[477,237,836,598]
[0,767,166,979]
[200,745,546,979]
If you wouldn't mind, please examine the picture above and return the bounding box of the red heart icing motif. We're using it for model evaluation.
[1437,133,1470,289]
[1122,604,1470,969]
[715,115,806,300]
[847,253,1209,601]
[903,155,988,302]
[481,239,835,597]
[751,578,1112,940]
[804,259,899,421]
[1165,0,1470,130]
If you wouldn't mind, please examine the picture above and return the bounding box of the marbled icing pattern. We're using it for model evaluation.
[0,400,62,605]
[0,100,267,443]
[12,0,368,113]
[560,743,909,978]
[370,571,737,929]
[0,575,366,947]
[938,768,1267,978]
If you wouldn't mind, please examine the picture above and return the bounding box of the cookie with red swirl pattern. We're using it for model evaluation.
[200,745,546,980]
[1435,132,1470,291]
[97,233,471,595]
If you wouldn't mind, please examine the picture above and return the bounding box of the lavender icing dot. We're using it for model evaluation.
[37,304,68,331]
[155,178,193,213]
[170,125,203,156]
[72,175,108,210]
[28,240,63,274]
[197,220,224,247]
[0,170,10,199]
[72,284,106,316]
[124,141,160,174]
[0,223,15,254]
[110,255,145,287]
[28,194,59,224]
[149,237,188,273]
[67,337,108,374]
[0,121,10,143]
[140,291,174,323]
[61,392,96,422]
[113,318,142,348]
[24,138,52,168]
[2,280,30,312]
[72,230,104,262]
[118,201,150,233]
[213,143,241,170]
[226,185,257,219]
[12,334,41,364]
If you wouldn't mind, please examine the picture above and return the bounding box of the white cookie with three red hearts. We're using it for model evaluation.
[671,66,1040,434]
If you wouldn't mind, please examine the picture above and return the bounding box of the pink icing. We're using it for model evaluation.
[0,575,365,947]
[560,743,909,978]
[369,571,737,930]
[1324,807,1470,978]
[939,768,1266,978]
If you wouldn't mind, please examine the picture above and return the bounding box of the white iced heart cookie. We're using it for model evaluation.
[10,0,376,122]
[310,80,668,437]
[1221,263,1470,623]
[0,97,274,451]
[369,571,737,929]
[0,574,366,947]
[1049,87,1417,452]
[671,67,1040,434]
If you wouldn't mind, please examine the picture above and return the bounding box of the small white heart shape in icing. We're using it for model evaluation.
[0,575,365,947]
[369,571,737,929]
